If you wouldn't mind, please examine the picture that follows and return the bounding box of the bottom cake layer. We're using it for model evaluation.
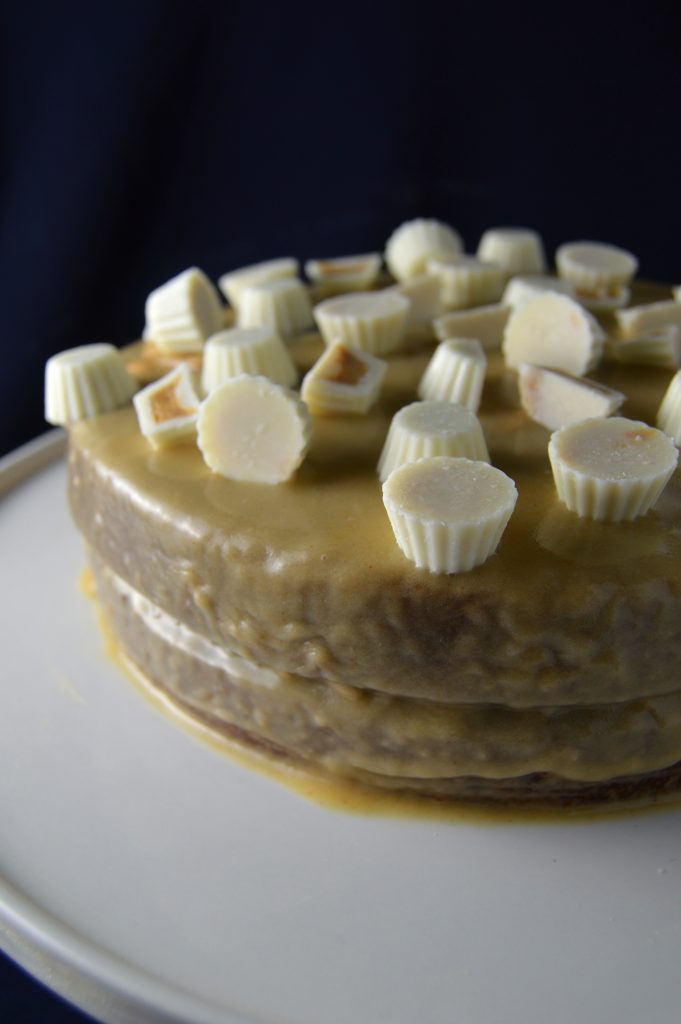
[90,553,681,808]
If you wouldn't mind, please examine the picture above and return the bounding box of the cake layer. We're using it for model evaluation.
[90,555,681,785]
[69,282,681,710]
[91,554,681,805]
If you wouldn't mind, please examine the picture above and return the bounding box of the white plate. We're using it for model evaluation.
[2,432,681,1024]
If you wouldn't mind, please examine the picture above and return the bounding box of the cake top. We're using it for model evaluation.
[54,222,681,703]
[68,276,681,708]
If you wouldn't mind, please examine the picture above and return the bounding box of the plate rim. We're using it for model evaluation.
[0,432,259,1024]
[0,429,66,497]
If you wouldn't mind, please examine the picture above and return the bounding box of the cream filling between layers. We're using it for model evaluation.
[120,572,282,690]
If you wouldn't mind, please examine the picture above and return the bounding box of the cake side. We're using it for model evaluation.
[90,552,681,787]
[68,319,681,708]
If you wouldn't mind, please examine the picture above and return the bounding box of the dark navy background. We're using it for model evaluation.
[2,1,681,461]
[1,0,680,1019]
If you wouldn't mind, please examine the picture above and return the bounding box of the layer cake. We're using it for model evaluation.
[65,278,681,807]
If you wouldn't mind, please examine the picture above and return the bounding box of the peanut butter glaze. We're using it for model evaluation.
[68,283,681,713]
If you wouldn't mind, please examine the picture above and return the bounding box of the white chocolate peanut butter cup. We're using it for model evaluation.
[576,286,630,313]
[616,301,681,340]
[556,241,638,294]
[518,364,624,431]
[304,253,381,296]
[382,456,518,573]
[426,255,506,310]
[657,371,681,445]
[377,400,489,482]
[605,326,681,369]
[144,267,223,354]
[385,273,443,326]
[434,303,510,351]
[476,228,546,276]
[197,374,312,483]
[501,274,574,309]
[313,291,410,355]
[201,326,297,394]
[418,338,487,411]
[548,417,678,522]
[503,293,605,375]
[384,218,463,282]
[218,257,299,310]
[301,341,387,415]
[45,343,137,425]
[238,278,314,340]
[556,240,634,312]
[133,364,200,447]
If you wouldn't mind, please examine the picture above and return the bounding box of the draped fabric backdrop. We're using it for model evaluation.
[0,0,679,1019]
[1,1,680,458]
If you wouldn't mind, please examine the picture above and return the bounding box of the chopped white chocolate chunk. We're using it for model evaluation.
[605,326,681,369]
[201,326,297,395]
[386,274,442,326]
[418,338,487,411]
[313,292,409,355]
[616,301,681,339]
[145,267,223,354]
[518,364,625,431]
[503,293,604,375]
[556,241,638,298]
[218,258,299,310]
[133,364,200,447]
[382,456,517,573]
[426,256,506,310]
[238,278,313,340]
[301,341,387,415]
[45,343,137,425]
[197,375,312,483]
[548,417,678,521]
[657,371,681,445]
[434,303,511,351]
[502,274,574,309]
[377,400,489,482]
[384,218,463,282]
[304,253,381,296]
[476,228,546,276]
